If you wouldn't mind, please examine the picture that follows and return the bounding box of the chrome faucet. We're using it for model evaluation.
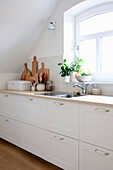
[73,81,86,95]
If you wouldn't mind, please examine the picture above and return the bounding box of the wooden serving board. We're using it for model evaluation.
[32,56,38,76]
[21,63,31,80]
[37,63,49,84]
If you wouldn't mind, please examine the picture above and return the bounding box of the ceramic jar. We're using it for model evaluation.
[37,84,45,91]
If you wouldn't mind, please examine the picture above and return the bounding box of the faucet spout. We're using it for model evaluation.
[73,82,86,95]
[73,83,84,90]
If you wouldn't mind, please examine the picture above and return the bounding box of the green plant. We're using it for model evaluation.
[67,57,84,74]
[74,57,92,75]
[70,62,77,72]
[75,57,84,72]
[58,59,71,77]
[58,57,91,77]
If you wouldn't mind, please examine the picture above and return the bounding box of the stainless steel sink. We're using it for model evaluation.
[34,92,85,98]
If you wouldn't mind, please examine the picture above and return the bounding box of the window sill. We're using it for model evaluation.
[65,81,113,85]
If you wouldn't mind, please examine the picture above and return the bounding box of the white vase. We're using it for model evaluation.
[70,72,76,82]
[65,76,70,82]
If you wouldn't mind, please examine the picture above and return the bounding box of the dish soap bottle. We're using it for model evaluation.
[92,84,101,95]
[87,83,92,95]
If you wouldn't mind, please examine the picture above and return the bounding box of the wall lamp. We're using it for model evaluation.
[48,21,56,30]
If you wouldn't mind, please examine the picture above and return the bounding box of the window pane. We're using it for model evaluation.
[80,39,96,73]
[80,12,113,36]
[102,36,113,73]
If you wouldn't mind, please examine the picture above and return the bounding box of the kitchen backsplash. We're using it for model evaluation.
[26,55,113,96]
[26,55,77,92]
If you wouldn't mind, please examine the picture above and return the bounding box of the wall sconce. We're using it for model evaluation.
[48,21,56,30]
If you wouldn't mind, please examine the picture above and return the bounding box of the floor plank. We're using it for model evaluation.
[0,139,62,170]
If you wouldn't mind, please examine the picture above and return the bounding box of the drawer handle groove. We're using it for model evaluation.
[29,99,33,101]
[5,95,8,97]
[54,136,64,140]
[54,102,64,106]
[95,149,109,156]
[95,108,109,112]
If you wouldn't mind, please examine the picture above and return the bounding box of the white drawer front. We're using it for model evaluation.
[79,104,113,150]
[0,94,47,128]
[45,131,78,170]
[19,97,47,128]
[19,122,46,158]
[46,100,78,139]
[79,141,113,170]
[0,115,21,145]
[0,94,21,120]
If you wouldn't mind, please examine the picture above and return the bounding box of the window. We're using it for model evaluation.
[76,4,113,81]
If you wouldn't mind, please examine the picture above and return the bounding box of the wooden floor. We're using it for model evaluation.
[0,139,62,170]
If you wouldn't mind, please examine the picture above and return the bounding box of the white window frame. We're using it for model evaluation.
[76,3,113,82]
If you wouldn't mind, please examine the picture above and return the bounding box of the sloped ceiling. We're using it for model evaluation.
[0,0,58,73]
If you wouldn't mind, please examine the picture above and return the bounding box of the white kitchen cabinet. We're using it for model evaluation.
[0,93,79,170]
[46,99,78,139]
[0,94,47,128]
[45,131,78,170]
[79,103,113,151]
[79,141,113,170]
[19,122,46,158]
[0,93,21,120]
[19,123,78,170]
[19,96,47,128]
[0,115,21,145]
[2,92,113,170]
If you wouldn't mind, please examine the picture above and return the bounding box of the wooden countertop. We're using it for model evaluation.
[0,89,113,107]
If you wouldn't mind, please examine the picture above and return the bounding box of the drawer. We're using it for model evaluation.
[79,141,113,170]
[46,99,78,139]
[19,122,46,158]
[0,94,21,120]
[0,115,21,145]
[45,131,78,170]
[19,96,47,128]
[79,103,113,150]
[0,94,47,128]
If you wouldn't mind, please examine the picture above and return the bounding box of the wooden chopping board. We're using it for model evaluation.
[21,63,32,80]
[37,63,49,84]
[32,56,38,76]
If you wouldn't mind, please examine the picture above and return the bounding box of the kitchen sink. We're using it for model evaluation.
[34,92,85,98]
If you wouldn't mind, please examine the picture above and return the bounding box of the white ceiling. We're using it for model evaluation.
[0,0,58,73]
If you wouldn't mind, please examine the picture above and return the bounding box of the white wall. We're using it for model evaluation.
[30,0,84,57]
[0,73,20,89]
[0,0,58,89]
[0,0,58,73]
[31,0,113,57]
